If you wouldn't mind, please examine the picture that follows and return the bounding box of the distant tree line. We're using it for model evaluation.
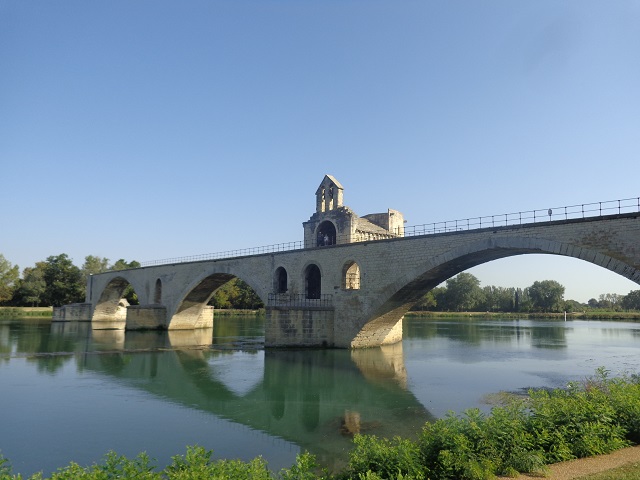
[411,272,640,313]
[0,253,140,307]
[1,253,639,312]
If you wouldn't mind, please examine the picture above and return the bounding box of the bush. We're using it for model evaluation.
[165,446,271,480]
[280,452,326,480]
[343,434,426,480]
[0,454,13,479]
[606,373,640,443]
[50,452,159,480]
[418,406,545,480]
[528,370,630,462]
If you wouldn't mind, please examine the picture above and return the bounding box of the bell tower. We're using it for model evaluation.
[303,174,404,248]
[316,175,344,213]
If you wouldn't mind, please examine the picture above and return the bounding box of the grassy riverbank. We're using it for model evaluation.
[0,307,52,318]
[2,307,636,321]
[1,369,638,480]
[212,308,265,316]
[406,310,640,321]
[0,307,265,319]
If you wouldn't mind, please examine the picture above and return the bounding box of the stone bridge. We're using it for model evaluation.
[56,176,640,348]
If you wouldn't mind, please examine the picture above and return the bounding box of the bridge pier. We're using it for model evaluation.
[265,308,335,348]
[52,303,92,322]
[126,305,167,330]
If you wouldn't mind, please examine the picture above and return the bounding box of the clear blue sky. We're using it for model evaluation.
[1,1,639,302]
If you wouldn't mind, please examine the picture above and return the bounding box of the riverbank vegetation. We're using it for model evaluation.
[0,307,52,318]
[411,272,640,315]
[1,369,638,479]
[406,311,640,321]
[0,253,140,308]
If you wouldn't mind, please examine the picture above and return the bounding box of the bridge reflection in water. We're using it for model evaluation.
[76,324,434,471]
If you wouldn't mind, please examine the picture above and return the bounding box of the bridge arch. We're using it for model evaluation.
[169,269,267,329]
[92,276,144,326]
[352,235,639,346]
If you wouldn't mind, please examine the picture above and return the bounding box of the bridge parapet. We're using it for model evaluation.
[139,196,640,268]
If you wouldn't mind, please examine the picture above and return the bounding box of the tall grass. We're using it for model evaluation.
[0,307,52,318]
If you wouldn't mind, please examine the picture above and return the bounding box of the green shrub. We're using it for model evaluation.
[528,372,630,462]
[49,451,159,480]
[344,434,425,480]
[480,403,546,475]
[418,411,492,480]
[165,446,271,480]
[606,373,640,442]
[0,454,13,479]
[280,452,325,480]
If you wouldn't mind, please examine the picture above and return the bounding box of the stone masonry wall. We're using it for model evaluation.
[84,213,640,347]
[265,308,335,347]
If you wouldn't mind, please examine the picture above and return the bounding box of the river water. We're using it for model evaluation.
[1,315,639,476]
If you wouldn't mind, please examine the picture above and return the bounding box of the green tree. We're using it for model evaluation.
[82,255,109,277]
[527,280,565,312]
[597,293,623,311]
[233,279,263,309]
[412,290,438,311]
[0,254,19,304]
[441,272,484,311]
[111,259,141,271]
[13,264,47,306]
[621,290,640,310]
[480,285,516,312]
[42,254,84,307]
[81,255,110,299]
[564,299,585,313]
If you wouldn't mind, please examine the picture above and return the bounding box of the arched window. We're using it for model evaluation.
[343,261,361,290]
[274,267,288,294]
[305,264,321,299]
[154,278,162,303]
[316,221,337,247]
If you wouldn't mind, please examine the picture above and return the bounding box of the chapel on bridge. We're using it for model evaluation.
[302,175,405,248]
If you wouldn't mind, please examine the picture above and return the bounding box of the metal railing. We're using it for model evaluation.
[403,196,640,237]
[267,293,333,308]
[141,196,639,267]
[141,241,304,267]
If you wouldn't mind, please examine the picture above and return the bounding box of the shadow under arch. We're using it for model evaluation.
[169,271,267,329]
[352,236,640,344]
[92,276,144,329]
